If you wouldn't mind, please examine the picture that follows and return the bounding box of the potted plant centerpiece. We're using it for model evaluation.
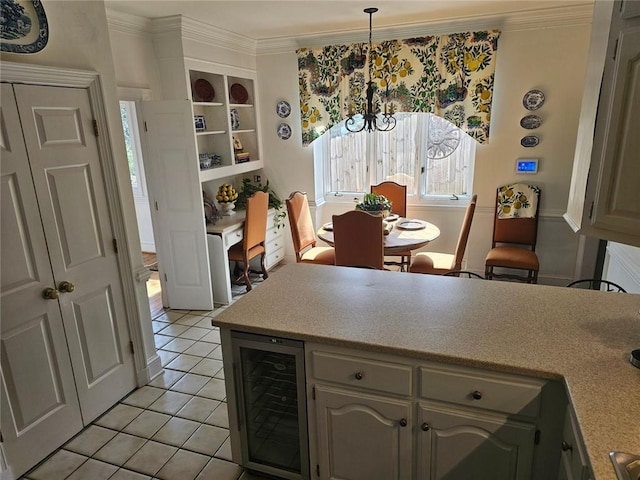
[355,193,392,218]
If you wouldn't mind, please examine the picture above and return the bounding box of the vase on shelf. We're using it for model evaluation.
[219,201,236,216]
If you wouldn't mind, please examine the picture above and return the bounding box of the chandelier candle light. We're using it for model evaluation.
[346,7,397,133]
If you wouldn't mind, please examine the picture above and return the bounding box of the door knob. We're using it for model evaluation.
[399,418,407,427]
[42,288,59,300]
[59,281,75,293]
[421,422,430,431]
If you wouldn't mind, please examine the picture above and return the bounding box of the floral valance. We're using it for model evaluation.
[297,29,500,146]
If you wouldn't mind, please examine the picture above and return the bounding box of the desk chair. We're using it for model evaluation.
[409,194,477,275]
[228,191,269,292]
[566,279,627,292]
[443,270,485,279]
[332,210,384,270]
[371,181,409,270]
[285,191,335,265]
[485,184,540,284]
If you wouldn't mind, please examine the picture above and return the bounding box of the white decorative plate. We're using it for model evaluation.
[522,90,545,111]
[322,222,333,231]
[276,100,291,118]
[277,123,292,140]
[396,220,425,230]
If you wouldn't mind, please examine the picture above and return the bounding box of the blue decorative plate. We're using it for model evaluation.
[521,135,540,147]
[522,89,545,111]
[277,123,292,140]
[520,115,542,129]
[276,100,291,118]
[1,0,49,53]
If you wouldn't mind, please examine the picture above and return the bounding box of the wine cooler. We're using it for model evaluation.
[231,331,309,480]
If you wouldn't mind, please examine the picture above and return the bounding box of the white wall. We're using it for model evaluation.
[603,243,640,294]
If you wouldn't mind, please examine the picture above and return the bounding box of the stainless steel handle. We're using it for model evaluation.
[471,390,483,400]
[421,422,430,431]
[354,371,364,380]
[42,287,59,300]
[58,281,75,293]
[399,418,407,427]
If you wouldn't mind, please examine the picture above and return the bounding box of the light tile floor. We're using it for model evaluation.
[21,274,270,480]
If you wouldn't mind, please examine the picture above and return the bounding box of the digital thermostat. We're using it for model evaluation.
[516,158,539,174]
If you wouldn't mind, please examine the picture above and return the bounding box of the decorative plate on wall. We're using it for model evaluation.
[194,79,215,102]
[521,135,540,147]
[520,114,542,129]
[0,0,49,53]
[230,83,249,104]
[522,89,545,111]
[276,100,291,118]
[277,123,292,140]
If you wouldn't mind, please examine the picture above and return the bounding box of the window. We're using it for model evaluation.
[119,101,145,197]
[315,112,476,202]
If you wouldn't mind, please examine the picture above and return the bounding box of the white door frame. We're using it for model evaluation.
[1,62,160,389]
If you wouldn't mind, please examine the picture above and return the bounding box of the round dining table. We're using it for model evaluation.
[317,217,440,256]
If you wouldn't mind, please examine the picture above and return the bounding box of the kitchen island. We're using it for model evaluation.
[212,263,640,480]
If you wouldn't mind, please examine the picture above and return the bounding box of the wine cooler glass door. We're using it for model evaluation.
[232,332,309,480]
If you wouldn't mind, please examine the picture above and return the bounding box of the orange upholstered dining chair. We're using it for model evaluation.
[228,191,269,292]
[371,181,409,269]
[332,210,384,270]
[285,191,335,265]
[409,194,477,275]
[371,181,406,217]
[485,184,541,284]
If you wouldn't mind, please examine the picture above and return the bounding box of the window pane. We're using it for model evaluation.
[318,112,475,200]
[120,101,139,191]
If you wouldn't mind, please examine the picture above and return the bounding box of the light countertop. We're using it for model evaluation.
[212,263,640,480]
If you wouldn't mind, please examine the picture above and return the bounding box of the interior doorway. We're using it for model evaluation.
[120,100,163,317]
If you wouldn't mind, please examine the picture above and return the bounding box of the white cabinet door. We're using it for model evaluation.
[582,1,640,245]
[417,403,536,480]
[0,84,84,478]
[314,385,412,480]
[141,100,213,310]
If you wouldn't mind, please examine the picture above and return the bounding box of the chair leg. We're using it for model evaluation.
[242,255,252,292]
[485,266,493,280]
[260,253,268,280]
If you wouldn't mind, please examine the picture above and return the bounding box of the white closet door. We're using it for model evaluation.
[140,100,213,310]
[13,84,136,423]
[0,84,83,478]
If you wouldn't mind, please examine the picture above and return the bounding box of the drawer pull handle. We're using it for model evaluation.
[561,441,573,452]
[471,390,483,400]
[421,422,430,431]
[354,371,364,380]
[399,418,407,427]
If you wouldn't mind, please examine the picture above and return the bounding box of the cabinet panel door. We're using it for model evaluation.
[141,100,213,310]
[0,84,83,478]
[418,404,536,480]
[315,385,412,480]
[588,6,640,242]
[14,84,136,424]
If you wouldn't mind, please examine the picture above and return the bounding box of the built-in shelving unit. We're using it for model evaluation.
[187,67,263,183]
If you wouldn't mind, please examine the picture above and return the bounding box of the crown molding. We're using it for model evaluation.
[106,8,153,36]
[258,3,594,55]
[106,3,593,56]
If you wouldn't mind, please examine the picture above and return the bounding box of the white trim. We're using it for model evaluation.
[117,86,152,101]
[0,61,154,386]
[106,4,593,56]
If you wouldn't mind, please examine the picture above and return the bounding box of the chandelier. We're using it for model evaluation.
[345,7,397,133]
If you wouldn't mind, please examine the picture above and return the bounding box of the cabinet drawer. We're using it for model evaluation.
[266,246,284,270]
[311,351,412,396]
[266,224,282,243]
[419,366,542,417]
[223,227,243,248]
[266,235,284,254]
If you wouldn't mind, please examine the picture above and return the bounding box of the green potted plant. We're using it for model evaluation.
[235,178,286,228]
[355,193,393,217]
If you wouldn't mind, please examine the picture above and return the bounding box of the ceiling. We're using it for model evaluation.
[104,0,593,41]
